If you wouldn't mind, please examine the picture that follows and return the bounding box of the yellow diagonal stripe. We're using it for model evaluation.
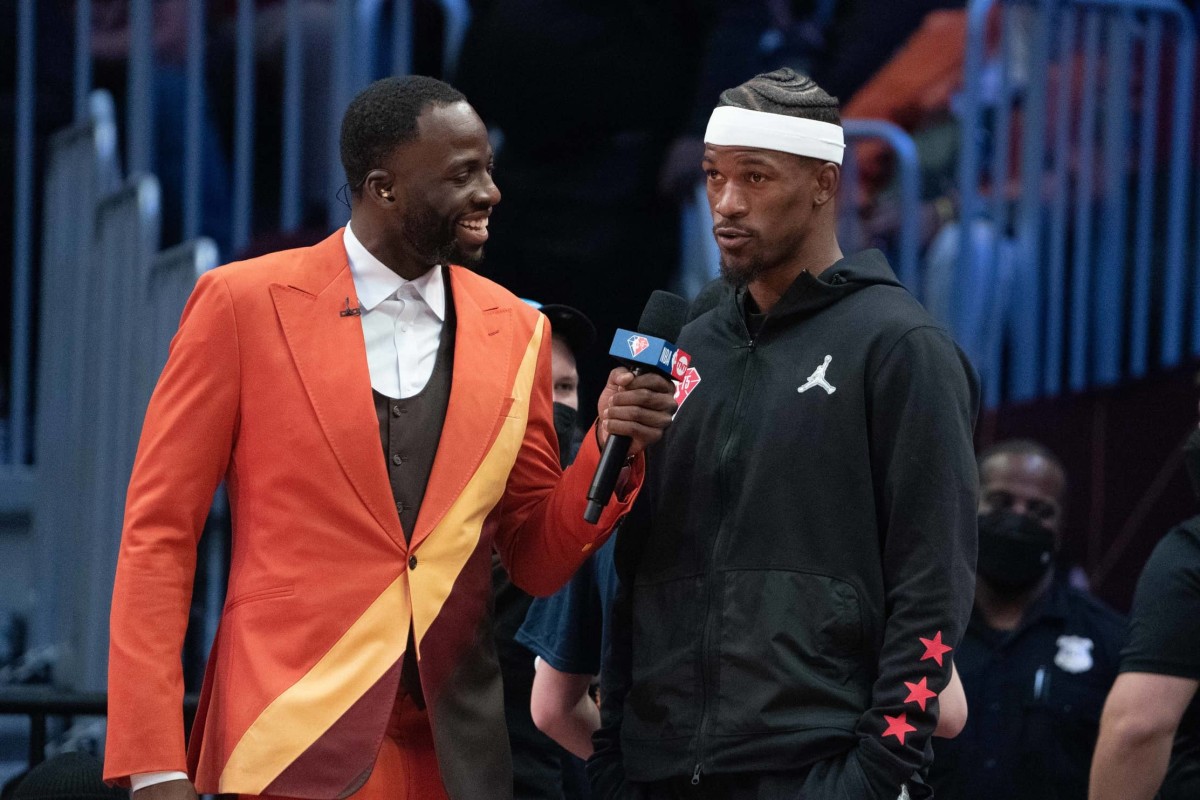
[411,316,545,648]
[219,575,411,793]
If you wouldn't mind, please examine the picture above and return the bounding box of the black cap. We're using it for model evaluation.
[523,300,596,357]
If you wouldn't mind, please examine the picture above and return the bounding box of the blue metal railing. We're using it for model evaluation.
[842,119,922,293]
[9,0,36,467]
[957,0,1197,406]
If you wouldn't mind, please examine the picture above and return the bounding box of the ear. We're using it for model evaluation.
[363,169,397,208]
[813,162,840,207]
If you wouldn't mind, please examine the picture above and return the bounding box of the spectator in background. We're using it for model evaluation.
[1090,406,1200,800]
[930,440,1126,800]
[492,301,596,800]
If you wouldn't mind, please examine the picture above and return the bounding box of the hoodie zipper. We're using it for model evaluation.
[691,327,758,784]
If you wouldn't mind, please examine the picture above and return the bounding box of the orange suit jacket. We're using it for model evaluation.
[104,230,640,798]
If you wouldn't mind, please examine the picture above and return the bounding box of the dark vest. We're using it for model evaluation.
[371,270,456,707]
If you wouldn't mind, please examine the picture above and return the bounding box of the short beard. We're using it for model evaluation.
[404,202,484,269]
[719,256,767,288]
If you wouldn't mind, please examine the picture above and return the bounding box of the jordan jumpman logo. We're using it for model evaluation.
[798,355,836,394]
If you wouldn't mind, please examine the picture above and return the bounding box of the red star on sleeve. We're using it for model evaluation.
[919,631,953,666]
[882,712,917,745]
[904,677,937,711]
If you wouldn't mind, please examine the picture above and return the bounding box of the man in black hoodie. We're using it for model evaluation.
[589,69,979,799]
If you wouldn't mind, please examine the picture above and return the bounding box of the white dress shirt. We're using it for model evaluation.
[130,226,448,793]
[343,222,446,399]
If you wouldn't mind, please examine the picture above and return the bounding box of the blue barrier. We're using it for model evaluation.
[27,97,121,671]
[25,93,225,689]
[956,0,1197,406]
[75,178,162,691]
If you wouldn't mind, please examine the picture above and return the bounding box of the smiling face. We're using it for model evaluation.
[703,144,831,286]
[376,101,500,271]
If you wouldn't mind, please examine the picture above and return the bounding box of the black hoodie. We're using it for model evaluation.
[590,251,980,799]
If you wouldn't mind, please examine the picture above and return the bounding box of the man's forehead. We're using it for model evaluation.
[549,334,578,369]
[414,102,487,146]
[703,144,794,166]
[982,452,1066,495]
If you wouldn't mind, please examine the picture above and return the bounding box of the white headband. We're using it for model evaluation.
[704,106,845,164]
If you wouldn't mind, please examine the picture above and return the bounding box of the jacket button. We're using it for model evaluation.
[408,555,418,570]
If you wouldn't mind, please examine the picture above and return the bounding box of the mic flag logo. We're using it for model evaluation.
[673,367,701,410]
[670,349,691,381]
[628,335,650,357]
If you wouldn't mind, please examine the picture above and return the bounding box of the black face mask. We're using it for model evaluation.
[552,402,580,468]
[1183,428,1200,501]
[976,509,1056,593]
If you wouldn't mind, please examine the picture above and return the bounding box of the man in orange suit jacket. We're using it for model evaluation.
[104,75,677,800]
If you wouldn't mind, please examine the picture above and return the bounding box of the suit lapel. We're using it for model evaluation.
[411,267,513,550]
[270,234,406,551]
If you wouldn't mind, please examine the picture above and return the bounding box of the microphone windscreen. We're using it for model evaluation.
[637,290,688,343]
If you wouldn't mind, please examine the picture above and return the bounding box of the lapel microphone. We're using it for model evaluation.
[340,297,362,317]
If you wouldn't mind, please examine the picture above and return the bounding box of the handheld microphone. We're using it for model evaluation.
[584,290,689,524]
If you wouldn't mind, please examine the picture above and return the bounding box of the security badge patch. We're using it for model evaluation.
[1054,635,1095,674]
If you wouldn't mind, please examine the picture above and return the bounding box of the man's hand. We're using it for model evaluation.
[133,779,198,800]
[596,368,677,456]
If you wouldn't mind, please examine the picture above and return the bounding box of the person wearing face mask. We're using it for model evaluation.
[1089,409,1200,800]
[929,439,1126,800]
[492,302,598,800]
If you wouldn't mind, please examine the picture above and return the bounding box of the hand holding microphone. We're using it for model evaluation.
[585,291,689,523]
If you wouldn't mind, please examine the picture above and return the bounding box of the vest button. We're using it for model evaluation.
[392,405,402,417]
[408,555,418,570]
[391,453,402,466]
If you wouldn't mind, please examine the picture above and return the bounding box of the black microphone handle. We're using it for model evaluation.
[584,432,633,524]
[583,365,646,524]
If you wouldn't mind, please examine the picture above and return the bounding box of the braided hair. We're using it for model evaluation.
[339,75,466,195]
[717,68,840,126]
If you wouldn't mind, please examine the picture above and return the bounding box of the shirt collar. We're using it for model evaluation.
[344,223,446,320]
